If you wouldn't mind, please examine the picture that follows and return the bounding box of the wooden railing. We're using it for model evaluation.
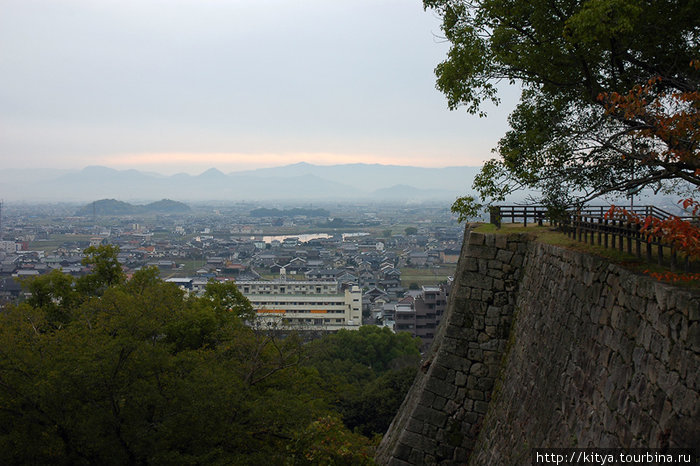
[560,213,691,271]
[489,204,695,272]
[489,205,685,228]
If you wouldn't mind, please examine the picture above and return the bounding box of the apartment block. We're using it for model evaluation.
[237,280,362,332]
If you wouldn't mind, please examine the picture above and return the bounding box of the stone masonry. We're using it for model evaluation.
[375,230,532,464]
[376,230,700,465]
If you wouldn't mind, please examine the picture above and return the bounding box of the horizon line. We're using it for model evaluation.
[1,161,484,177]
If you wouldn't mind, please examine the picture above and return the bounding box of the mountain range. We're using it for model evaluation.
[0,163,482,202]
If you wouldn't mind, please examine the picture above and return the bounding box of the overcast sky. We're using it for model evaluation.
[0,0,520,175]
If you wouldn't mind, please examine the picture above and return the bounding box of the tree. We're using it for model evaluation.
[303,326,421,435]
[77,244,126,295]
[424,0,699,209]
[404,227,418,236]
[286,416,377,465]
[1,249,372,465]
[603,73,700,281]
[201,278,255,320]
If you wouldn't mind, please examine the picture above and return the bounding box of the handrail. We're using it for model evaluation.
[490,204,692,228]
[489,204,697,272]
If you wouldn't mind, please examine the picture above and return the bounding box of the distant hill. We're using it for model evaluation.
[75,199,191,216]
[0,163,485,202]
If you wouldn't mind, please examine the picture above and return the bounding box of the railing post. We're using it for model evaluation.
[611,219,616,249]
[597,217,602,245]
[604,218,609,248]
[577,214,582,242]
[619,220,624,252]
[626,222,632,255]
[635,224,641,258]
[489,206,501,229]
[523,206,527,227]
[658,241,663,265]
[671,247,677,270]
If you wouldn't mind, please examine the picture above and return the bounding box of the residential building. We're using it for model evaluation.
[237,280,362,332]
[386,284,451,350]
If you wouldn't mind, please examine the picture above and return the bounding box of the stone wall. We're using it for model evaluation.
[376,230,699,465]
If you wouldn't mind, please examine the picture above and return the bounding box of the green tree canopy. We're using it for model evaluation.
[304,326,421,436]
[425,0,699,208]
[1,248,377,465]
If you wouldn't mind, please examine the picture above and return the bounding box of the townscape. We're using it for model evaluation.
[0,199,462,349]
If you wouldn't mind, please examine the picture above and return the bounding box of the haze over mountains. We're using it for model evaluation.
[0,163,482,202]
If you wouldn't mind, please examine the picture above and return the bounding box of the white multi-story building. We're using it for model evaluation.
[237,280,362,332]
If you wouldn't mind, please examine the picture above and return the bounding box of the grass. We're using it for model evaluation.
[27,234,96,253]
[401,265,456,288]
[473,222,699,288]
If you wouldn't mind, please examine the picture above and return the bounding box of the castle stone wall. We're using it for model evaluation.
[376,230,699,465]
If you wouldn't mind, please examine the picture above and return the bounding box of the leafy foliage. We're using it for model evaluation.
[1,247,381,465]
[286,416,377,465]
[602,64,700,282]
[303,326,421,436]
[450,195,483,223]
[608,198,700,282]
[425,0,699,208]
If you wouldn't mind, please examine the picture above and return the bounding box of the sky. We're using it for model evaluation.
[0,0,520,175]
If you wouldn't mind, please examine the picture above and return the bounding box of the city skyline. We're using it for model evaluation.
[0,0,520,175]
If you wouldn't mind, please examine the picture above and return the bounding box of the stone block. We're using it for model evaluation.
[653,283,671,311]
[475,377,494,391]
[455,371,468,387]
[510,253,524,268]
[485,316,500,326]
[468,232,485,245]
[474,400,489,414]
[425,377,457,399]
[406,417,424,434]
[487,268,505,279]
[495,248,514,263]
[494,234,508,249]
[431,363,449,381]
[464,257,479,271]
[470,362,488,377]
[689,304,699,322]
[408,450,424,465]
[414,404,447,428]
[467,349,483,361]
[463,271,494,290]
[393,442,413,461]
[469,244,497,260]
[493,292,509,306]
[433,395,447,411]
